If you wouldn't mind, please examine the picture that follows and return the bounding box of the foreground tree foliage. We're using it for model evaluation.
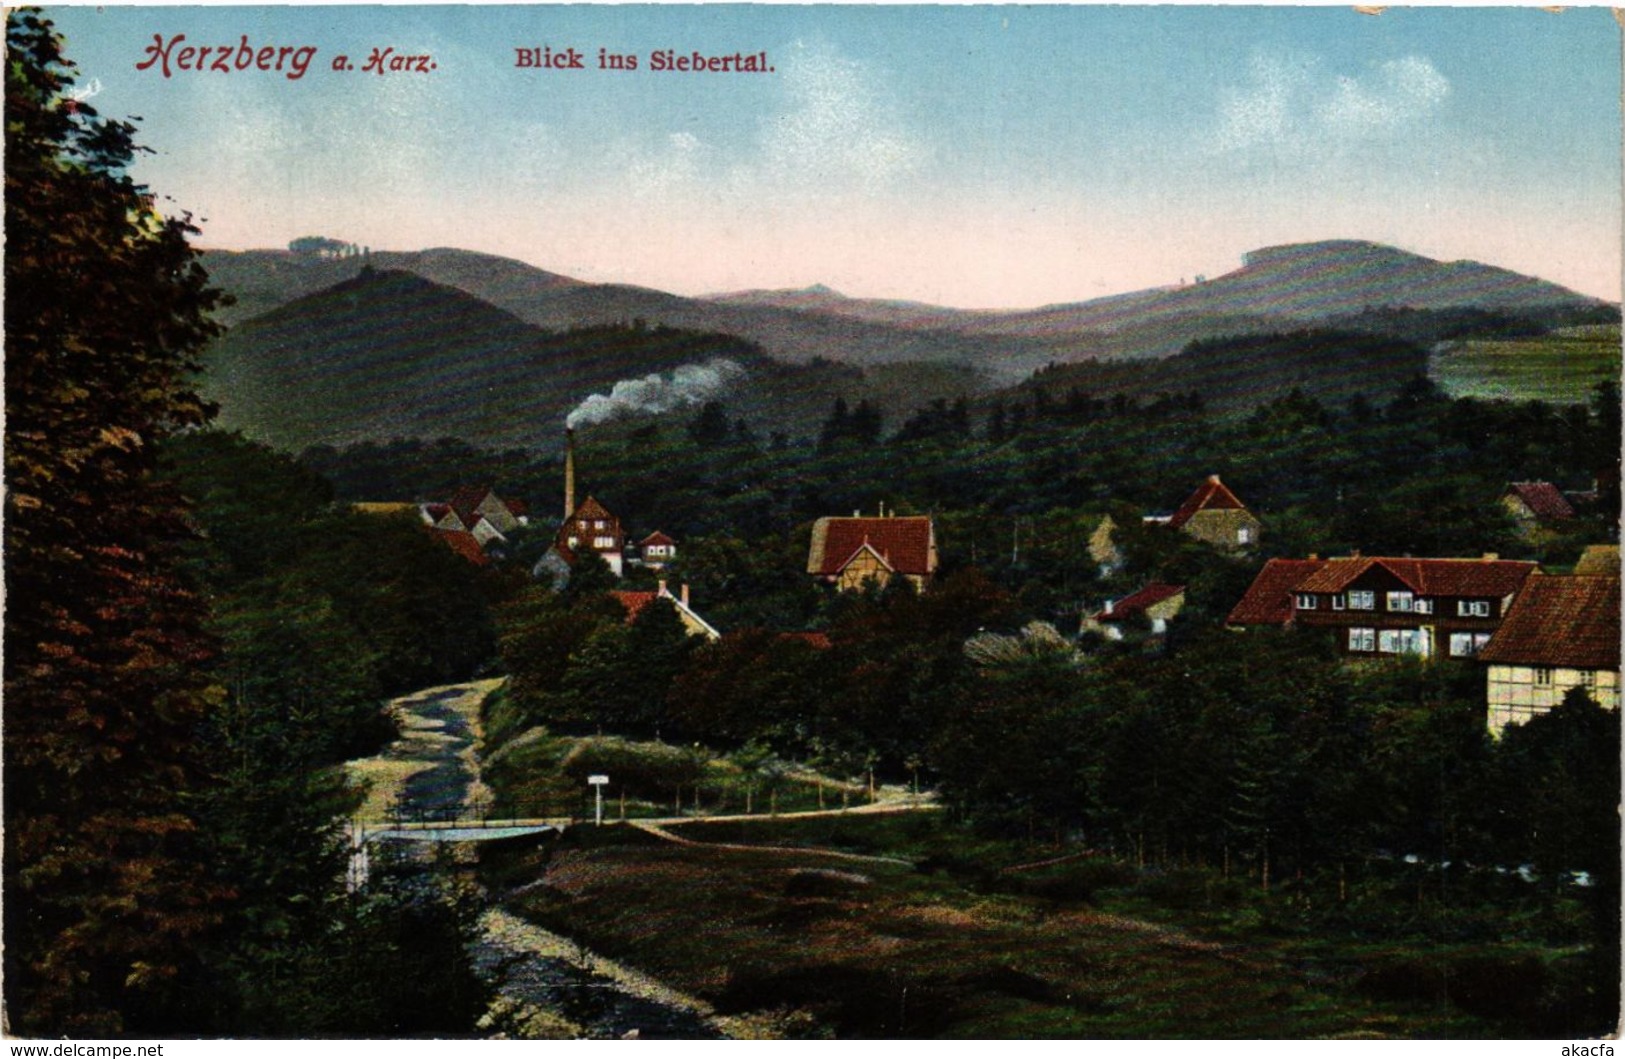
[4,10,230,1033]
[6,15,498,1034]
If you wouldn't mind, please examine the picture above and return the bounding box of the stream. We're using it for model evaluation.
[347,680,728,1040]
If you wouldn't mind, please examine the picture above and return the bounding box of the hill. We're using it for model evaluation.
[200,267,764,451]
[198,267,990,452]
[203,241,1608,382]
[1004,328,1433,416]
[706,241,1609,364]
[202,248,1050,381]
[200,247,586,326]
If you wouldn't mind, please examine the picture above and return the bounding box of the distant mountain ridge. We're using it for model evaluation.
[203,239,1608,381]
[198,266,987,452]
[194,239,1613,452]
[706,239,1607,346]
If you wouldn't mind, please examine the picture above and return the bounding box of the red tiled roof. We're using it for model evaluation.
[808,516,936,577]
[1478,575,1620,670]
[570,495,617,522]
[1095,582,1185,623]
[1227,558,1328,625]
[779,631,833,650]
[1379,558,1537,597]
[611,590,660,623]
[1504,481,1576,522]
[429,528,490,567]
[1166,475,1247,529]
[1294,556,1536,598]
[641,530,677,547]
[507,498,530,519]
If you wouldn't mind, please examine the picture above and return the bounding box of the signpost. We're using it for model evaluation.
[588,774,609,826]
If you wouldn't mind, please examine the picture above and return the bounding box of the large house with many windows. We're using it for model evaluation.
[1227,554,1538,659]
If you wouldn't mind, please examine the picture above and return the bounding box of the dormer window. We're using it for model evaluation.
[1457,600,1490,618]
[1295,593,1317,610]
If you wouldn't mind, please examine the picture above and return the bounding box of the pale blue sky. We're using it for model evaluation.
[44,5,1624,307]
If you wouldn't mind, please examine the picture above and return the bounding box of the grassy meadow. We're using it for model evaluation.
[1430,325,1621,403]
[476,812,1595,1038]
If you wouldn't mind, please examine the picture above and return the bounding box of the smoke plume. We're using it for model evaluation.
[565,358,746,429]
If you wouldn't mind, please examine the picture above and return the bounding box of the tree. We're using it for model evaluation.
[5,9,230,1033]
[687,400,731,447]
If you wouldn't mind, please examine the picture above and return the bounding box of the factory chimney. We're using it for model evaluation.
[564,428,577,519]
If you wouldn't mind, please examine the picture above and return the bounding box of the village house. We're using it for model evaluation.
[1081,582,1185,641]
[1161,474,1262,550]
[807,510,939,593]
[1227,554,1538,660]
[609,581,721,641]
[639,531,678,569]
[415,486,531,564]
[1500,481,1575,541]
[544,428,629,577]
[1477,573,1620,735]
[556,495,626,577]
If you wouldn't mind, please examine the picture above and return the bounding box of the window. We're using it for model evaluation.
[1348,590,1375,610]
[1580,670,1597,689]
[1534,667,1554,686]
[594,536,616,549]
[1449,632,1492,657]
[1348,627,1375,652]
[1414,598,1434,615]
[1237,526,1252,544]
[567,536,580,548]
[1331,595,1346,611]
[1386,591,1414,613]
[1458,600,1490,617]
[594,520,605,530]
[1379,628,1423,655]
[1295,593,1318,610]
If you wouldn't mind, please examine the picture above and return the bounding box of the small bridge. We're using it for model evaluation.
[345,814,571,891]
[351,815,572,845]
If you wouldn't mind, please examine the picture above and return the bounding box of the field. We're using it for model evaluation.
[480,724,885,822]
[1429,325,1621,403]
[478,813,1572,1039]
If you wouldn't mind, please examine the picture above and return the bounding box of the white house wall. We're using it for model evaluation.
[1486,663,1620,735]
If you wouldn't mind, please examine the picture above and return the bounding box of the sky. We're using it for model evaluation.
[44,4,1625,308]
